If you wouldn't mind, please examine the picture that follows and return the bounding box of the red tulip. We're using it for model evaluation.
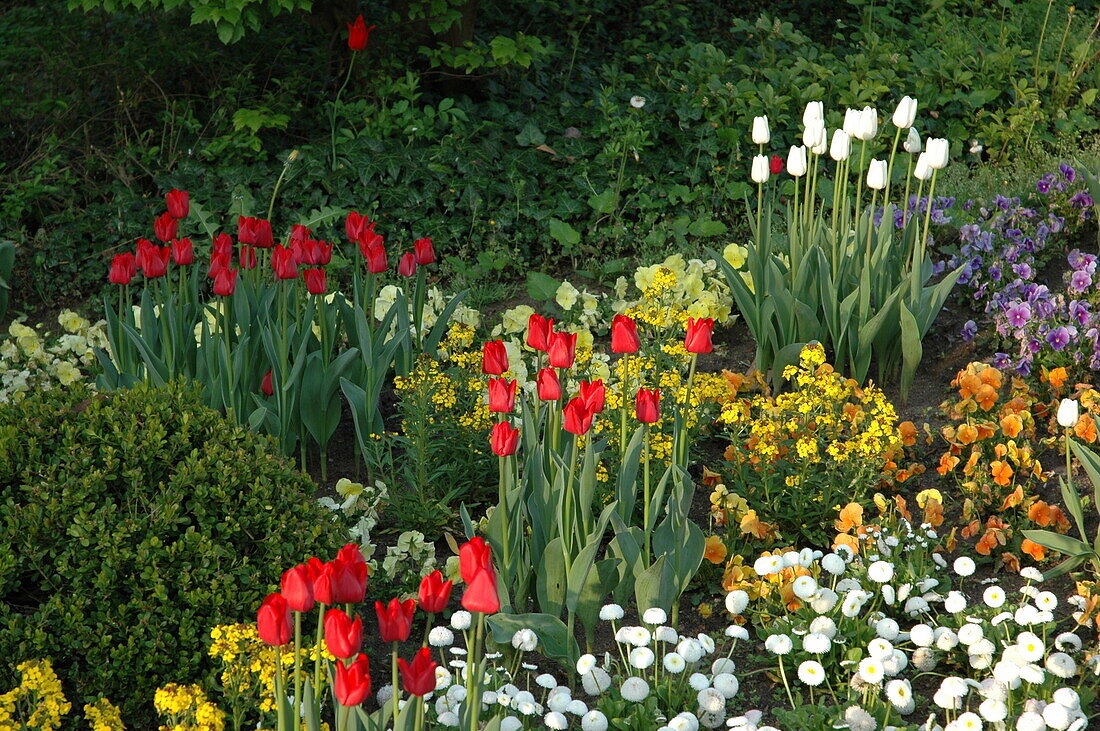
[213,268,238,296]
[272,245,298,280]
[770,154,783,175]
[212,233,234,258]
[290,224,312,247]
[611,314,640,354]
[346,15,375,52]
[537,368,561,401]
[261,369,274,397]
[398,252,417,277]
[461,567,501,614]
[418,570,453,614]
[313,240,334,266]
[361,240,387,273]
[324,608,363,659]
[311,559,335,605]
[165,189,190,220]
[563,397,593,435]
[108,253,137,285]
[413,237,435,265]
[487,377,516,413]
[579,379,605,413]
[208,252,231,278]
[375,598,416,643]
[238,245,257,270]
[171,238,193,266]
[257,593,292,646]
[458,537,492,585]
[331,545,369,604]
[635,388,660,424]
[482,340,508,375]
[136,239,171,278]
[526,313,553,352]
[153,211,178,243]
[684,317,715,354]
[547,331,577,368]
[346,211,374,243]
[334,654,372,706]
[281,564,314,612]
[490,421,519,457]
[398,647,438,697]
[304,268,327,295]
[238,216,273,248]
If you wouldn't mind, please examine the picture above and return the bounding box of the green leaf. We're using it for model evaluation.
[487,613,579,670]
[687,218,728,237]
[516,121,545,147]
[587,188,617,214]
[526,271,560,301]
[548,218,581,250]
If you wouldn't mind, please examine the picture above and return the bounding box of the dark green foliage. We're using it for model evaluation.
[0,381,343,725]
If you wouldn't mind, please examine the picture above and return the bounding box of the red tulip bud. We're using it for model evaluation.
[334,654,372,706]
[526,313,553,352]
[611,314,640,354]
[213,268,238,296]
[212,233,234,258]
[165,189,190,220]
[261,369,274,397]
[685,317,715,354]
[238,245,257,270]
[108,253,137,285]
[304,268,327,295]
[374,597,416,643]
[413,237,435,265]
[153,211,178,243]
[458,537,492,585]
[281,564,314,613]
[346,15,375,52]
[547,331,577,368]
[635,388,661,424]
[481,340,509,375]
[324,608,364,659]
[563,397,593,435]
[257,593,292,646]
[770,154,783,175]
[487,377,516,413]
[398,252,417,277]
[398,647,437,697]
[171,238,193,266]
[461,567,501,614]
[537,368,560,401]
[418,570,453,614]
[271,245,298,280]
[361,240,387,273]
[489,420,519,457]
[579,379,605,413]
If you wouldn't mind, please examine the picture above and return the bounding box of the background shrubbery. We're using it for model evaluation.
[0,381,344,726]
[2,0,1097,311]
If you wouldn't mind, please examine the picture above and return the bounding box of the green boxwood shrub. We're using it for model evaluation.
[0,381,344,726]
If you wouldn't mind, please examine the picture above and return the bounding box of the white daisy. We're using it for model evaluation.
[797,660,825,686]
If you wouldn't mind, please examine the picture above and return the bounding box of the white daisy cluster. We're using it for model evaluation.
[571,603,744,729]
[1,311,108,402]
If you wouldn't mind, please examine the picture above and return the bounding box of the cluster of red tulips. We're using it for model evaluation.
[481,312,716,456]
[106,189,437,301]
[255,537,500,730]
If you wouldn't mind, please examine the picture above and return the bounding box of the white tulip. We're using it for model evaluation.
[750,155,769,184]
[842,108,861,136]
[829,129,851,161]
[856,106,879,141]
[751,116,770,145]
[1057,398,1080,428]
[803,101,824,128]
[892,96,918,128]
[913,152,933,181]
[866,159,887,190]
[904,127,921,154]
[925,138,949,169]
[787,145,808,177]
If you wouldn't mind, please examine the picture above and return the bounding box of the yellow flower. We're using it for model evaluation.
[915,488,943,509]
[500,305,535,334]
[555,281,580,310]
[722,243,748,269]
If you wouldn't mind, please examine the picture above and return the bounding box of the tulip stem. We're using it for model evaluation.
[275,644,286,731]
[619,354,630,456]
[391,642,399,724]
[469,612,486,731]
[293,612,303,723]
[313,603,326,705]
[643,424,651,566]
[498,454,511,591]
[882,125,903,215]
[330,53,357,171]
[267,152,295,225]
[678,354,698,468]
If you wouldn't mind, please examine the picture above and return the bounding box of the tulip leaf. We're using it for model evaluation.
[487,612,579,671]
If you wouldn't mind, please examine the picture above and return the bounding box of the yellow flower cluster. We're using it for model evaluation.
[153,684,225,731]
[0,660,71,731]
[84,698,125,731]
[1,311,108,402]
[394,331,492,435]
[208,624,332,715]
[720,344,900,468]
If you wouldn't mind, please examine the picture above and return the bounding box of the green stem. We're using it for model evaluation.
[275,644,286,731]
[267,155,295,225]
[293,612,303,723]
[776,655,796,710]
[391,642,400,724]
[313,603,326,705]
[469,613,486,731]
[882,125,902,215]
[498,454,510,586]
[330,54,357,171]
[643,425,652,565]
